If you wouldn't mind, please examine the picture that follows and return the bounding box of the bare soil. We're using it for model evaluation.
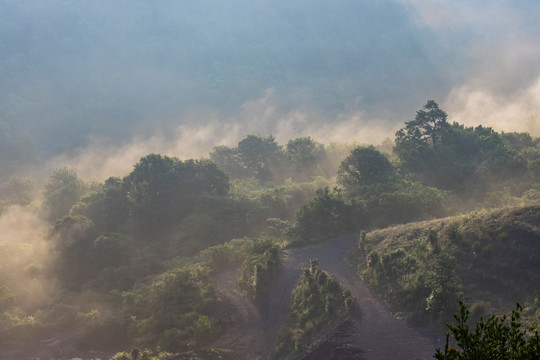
[210,268,267,359]
[0,329,111,360]
[294,235,444,359]
[268,234,444,360]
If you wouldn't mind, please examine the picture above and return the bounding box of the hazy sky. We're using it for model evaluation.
[1,0,539,179]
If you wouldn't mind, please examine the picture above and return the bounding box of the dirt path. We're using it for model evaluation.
[0,329,111,360]
[211,237,361,358]
[264,234,444,360]
[211,268,267,359]
[316,246,443,359]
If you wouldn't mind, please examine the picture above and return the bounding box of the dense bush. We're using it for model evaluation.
[119,263,218,352]
[238,237,282,301]
[124,154,229,233]
[274,259,354,359]
[435,302,540,359]
[361,225,463,323]
[292,187,364,245]
[197,238,253,269]
[337,145,395,189]
[425,253,463,322]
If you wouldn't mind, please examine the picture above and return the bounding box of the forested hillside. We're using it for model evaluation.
[0,101,539,359]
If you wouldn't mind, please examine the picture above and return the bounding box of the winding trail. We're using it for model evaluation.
[1,234,444,359]
[263,234,444,359]
[211,268,267,359]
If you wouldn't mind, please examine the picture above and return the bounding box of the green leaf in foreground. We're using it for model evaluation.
[435,301,540,359]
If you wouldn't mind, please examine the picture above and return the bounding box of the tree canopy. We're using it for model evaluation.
[44,167,85,221]
[125,154,229,232]
[405,100,449,145]
[394,102,526,192]
[337,145,394,189]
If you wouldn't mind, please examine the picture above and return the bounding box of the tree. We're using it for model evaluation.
[0,285,15,312]
[173,213,224,255]
[337,146,394,190]
[209,145,247,178]
[50,215,97,288]
[393,100,449,173]
[293,187,364,244]
[394,102,526,193]
[237,135,282,181]
[71,176,129,233]
[0,176,35,209]
[92,233,132,270]
[44,167,85,221]
[405,100,449,145]
[124,154,229,232]
[426,253,463,322]
[285,137,325,180]
[500,132,536,153]
[435,302,540,359]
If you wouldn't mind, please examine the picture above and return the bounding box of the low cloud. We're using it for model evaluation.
[241,90,398,145]
[0,205,55,311]
[47,74,540,184]
[49,90,399,182]
[445,74,540,135]
[48,121,244,182]
[399,0,540,135]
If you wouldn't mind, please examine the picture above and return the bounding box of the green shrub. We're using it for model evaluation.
[0,285,15,312]
[115,263,218,352]
[446,222,464,243]
[426,253,463,322]
[292,187,363,245]
[238,239,281,301]
[435,302,540,359]
[197,238,251,268]
[274,259,353,359]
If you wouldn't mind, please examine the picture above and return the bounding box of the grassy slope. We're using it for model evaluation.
[356,205,540,324]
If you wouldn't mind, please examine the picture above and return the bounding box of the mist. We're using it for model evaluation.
[1,0,539,179]
[49,91,399,181]
[2,2,540,356]
[2,0,537,181]
[0,205,55,311]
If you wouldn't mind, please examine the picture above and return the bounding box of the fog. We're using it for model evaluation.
[0,205,55,311]
[50,91,397,181]
[1,2,540,355]
[1,0,539,180]
[408,0,540,133]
